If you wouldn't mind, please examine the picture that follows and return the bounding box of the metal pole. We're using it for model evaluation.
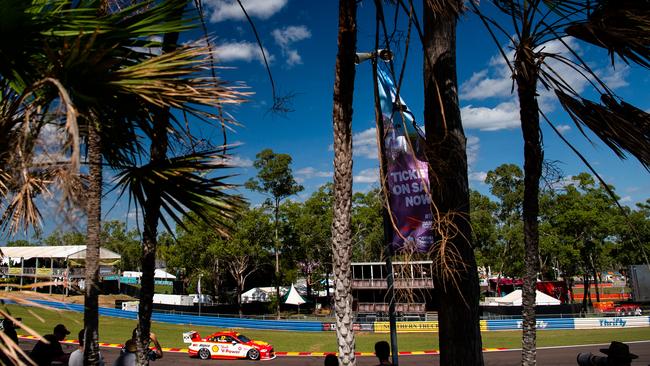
[367,46,399,364]
[35,257,39,291]
[49,257,53,294]
[20,258,24,287]
[198,274,202,316]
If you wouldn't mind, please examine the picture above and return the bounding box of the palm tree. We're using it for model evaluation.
[422,0,485,364]
[470,1,650,364]
[331,0,358,364]
[1,1,247,364]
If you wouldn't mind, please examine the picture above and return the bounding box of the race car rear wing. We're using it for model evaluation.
[183,331,201,344]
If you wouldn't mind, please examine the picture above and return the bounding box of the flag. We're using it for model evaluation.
[377,68,433,252]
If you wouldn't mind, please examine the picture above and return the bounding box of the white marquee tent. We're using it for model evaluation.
[494,289,561,306]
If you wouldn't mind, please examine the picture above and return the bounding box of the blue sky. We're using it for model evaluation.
[18,0,650,237]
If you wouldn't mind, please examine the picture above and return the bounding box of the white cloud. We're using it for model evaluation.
[461,101,520,131]
[460,69,513,100]
[355,168,379,183]
[295,167,332,179]
[459,37,630,131]
[620,195,632,203]
[227,155,253,167]
[353,127,379,159]
[469,171,488,183]
[213,41,274,65]
[272,25,311,67]
[599,65,630,89]
[467,135,480,167]
[205,0,287,22]
[556,124,571,134]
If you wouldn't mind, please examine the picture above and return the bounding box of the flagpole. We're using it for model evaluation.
[357,48,399,365]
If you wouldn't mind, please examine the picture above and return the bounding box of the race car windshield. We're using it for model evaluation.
[237,334,251,343]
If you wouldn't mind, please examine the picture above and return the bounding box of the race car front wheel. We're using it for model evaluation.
[198,348,211,360]
[247,348,260,361]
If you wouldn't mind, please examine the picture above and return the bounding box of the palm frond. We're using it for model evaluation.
[556,90,650,170]
[0,171,50,234]
[565,0,650,68]
[112,148,245,237]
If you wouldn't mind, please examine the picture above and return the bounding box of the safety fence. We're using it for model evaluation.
[20,299,650,333]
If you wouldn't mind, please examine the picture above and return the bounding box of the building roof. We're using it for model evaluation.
[0,246,121,261]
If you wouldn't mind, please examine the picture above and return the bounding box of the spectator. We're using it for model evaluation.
[69,329,104,366]
[374,340,392,365]
[2,317,20,345]
[600,341,638,366]
[113,328,163,366]
[29,324,70,366]
[324,353,339,366]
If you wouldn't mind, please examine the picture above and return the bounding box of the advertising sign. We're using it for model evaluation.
[36,268,52,276]
[574,316,650,330]
[374,321,438,333]
[377,68,433,253]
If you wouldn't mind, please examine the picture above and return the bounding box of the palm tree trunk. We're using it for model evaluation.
[136,29,178,366]
[331,0,357,364]
[83,118,102,366]
[423,2,484,365]
[515,42,543,366]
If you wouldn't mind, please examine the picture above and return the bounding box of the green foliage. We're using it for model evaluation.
[351,188,384,261]
[41,230,86,246]
[475,163,649,280]
[100,221,141,272]
[245,149,304,202]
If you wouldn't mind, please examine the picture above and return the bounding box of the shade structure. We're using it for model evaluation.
[494,289,562,306]
[0,245,120,265]
[283,284,306,305]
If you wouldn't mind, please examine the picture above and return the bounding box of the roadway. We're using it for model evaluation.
[18,340,650,365]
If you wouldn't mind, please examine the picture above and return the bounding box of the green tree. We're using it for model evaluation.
[614,200,650,266]
[100,221,141,272]
[485,164,525,277]
[470,190,498,270]
[550,173,619,307]
[0,2,246,362]
[42,230,86,246]
[351,188,384,262]
[471,1,650,362]
[245,149,303,319]
[225,207,273,316]
[283,184,334,302]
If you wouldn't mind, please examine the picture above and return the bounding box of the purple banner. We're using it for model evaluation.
[378,69,433,252]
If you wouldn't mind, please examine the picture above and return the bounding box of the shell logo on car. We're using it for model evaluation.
[183,330,275,361]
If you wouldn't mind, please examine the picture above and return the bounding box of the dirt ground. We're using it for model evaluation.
[1,291,135,307]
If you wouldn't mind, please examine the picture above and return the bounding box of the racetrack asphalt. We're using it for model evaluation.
[18,339,650,365]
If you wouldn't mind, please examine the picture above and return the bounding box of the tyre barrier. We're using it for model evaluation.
[20,299,650,333]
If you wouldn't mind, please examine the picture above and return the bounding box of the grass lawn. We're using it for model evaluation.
[5,304,650,352]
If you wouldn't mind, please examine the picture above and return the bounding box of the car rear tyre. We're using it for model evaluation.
[198,348,211,360]
[247,348,260,360]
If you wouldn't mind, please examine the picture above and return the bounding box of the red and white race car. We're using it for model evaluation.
[184,330,275,361]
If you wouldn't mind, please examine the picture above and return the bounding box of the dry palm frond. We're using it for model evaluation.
[112,44,251,114]
[565,0,650,68]
[556,90,650,170]
[112,148,245,236]
[0,171,51,234]
[424,0,465,19]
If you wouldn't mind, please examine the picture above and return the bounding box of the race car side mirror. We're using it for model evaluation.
[232,341,237,345]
